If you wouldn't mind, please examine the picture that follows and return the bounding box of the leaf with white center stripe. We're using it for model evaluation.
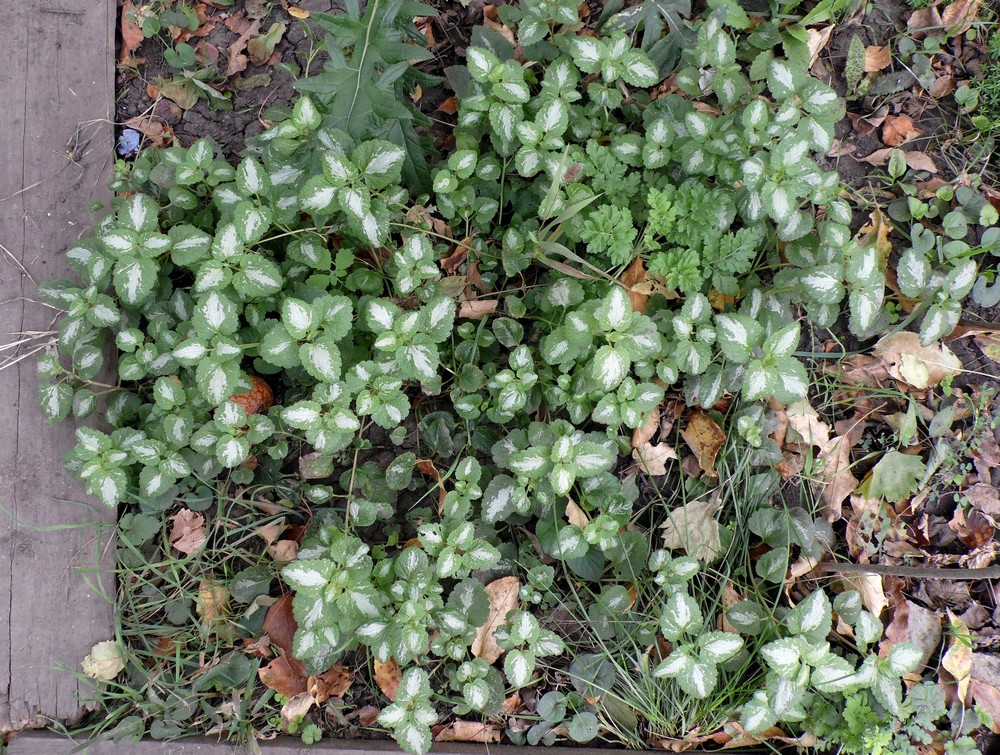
[763,183,794,223]
[195,358,240,406]
[504,649,535,688]
[112,257,158,306]
[919,299,960,344]
[620,50,660,87]
[281,298,315,338]
[281,560,331,589]
[232,254,282,299]
[763,323,800,359]
[236,156,269,196]
[573,442,614,476]
[193,291,238,337]
[592,345,628,391]
[300,337,342,382]
[653,650,692,678]
[700,632,745,663]
[122,193,158,233]
[660,591,702,641]
[173,339,208,365]
[509,449,549,477]
[770,357,808,402]
[281,401,323,430]
[466,46,500,81]
[567,36,602,72]
[366,299,399,332]
[714,313,760,363]
[422,296,455,342]
[481,474,520,523]
[761,638,802,676]
[234,202,272,244]
[896,249,931,297]
[677,659,718,699]
[767,58,798,99]
[169,224,212,267]
[298,177,338,213]
[211,223,243,260]
[598,286,631,330]
[488,103,519,145]
[355,140,406,189]
[398,343,439,382]
[291,95,321,130]
[38,382,72,423]
[742,360,771,401]
[888,642,922,675]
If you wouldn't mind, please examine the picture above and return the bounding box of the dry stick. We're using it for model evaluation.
[817,561,1000,581]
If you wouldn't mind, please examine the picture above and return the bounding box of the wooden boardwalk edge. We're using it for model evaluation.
[0,0,118,734]
[8,732,675,754]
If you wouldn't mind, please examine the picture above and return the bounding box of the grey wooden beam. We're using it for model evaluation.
[0,0,117,734]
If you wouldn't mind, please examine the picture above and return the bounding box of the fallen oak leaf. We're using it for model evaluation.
[169,507,206,554]
[660,495,723,562]
[631,441,677,475]
[472,576,520,664]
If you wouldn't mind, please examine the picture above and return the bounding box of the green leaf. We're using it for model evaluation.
[113,257,159,306]
[300,337,342,382]
[39,382,73,423]
[714,313,761,363]
[504,648,536,688]
[869,450,926,503]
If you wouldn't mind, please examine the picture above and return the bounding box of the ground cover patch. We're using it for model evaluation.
[23,0,1000,752]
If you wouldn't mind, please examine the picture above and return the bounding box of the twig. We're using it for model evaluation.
[817,561,1000,581]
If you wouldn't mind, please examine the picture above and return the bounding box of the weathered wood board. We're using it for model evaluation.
[0,0,117,734]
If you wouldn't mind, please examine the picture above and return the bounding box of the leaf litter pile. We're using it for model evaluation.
[65,0,1000,751]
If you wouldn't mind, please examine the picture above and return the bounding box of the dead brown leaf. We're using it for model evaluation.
[259,654,308,699]
[169,508,206,554]
[632,442,678,475]
[631,405,660,450]
[806,25,835,66]
[472,576,520,664]
[566,498,591,529]
[357,705,381,726]
[434,720,502,743]
[661,496,723,562]
[458,299,498,319]
[864,45,891,72]
[225,18,261,77]
[883,598,941,672]
[859,148,938,173]
[120,2,146,63]
[965,483,1000,518]
[621,256,648,314]
[310,665,354,703]
[785,400,831,448]
[942,612,973,703]
[949,506,994,549]
[874,332,962,388]
[681,410,726,478]
[815,431,862,521]
[882,115,922,147]
[280,692,316,733]
[196,580,230,628]
[940,0,982,35]
[374,657,401,702]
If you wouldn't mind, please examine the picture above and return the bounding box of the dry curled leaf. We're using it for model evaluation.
[621,256,648,314]
[434,720,502,743]
[280,692,316,733]
[660,495,723,562]
[864,45,891,72]
[458,299,498,319]
[815,433,861,521]
[259,654,308,699]
[859,148,938,173]
[472,576,520,664]
[681,410,726,478]
[942,612,973,703]
[565,498,591,529]
[374,657,401,702]
[874,332,962,389]
[310,664,354,703]
[784,400,831,448]
[806,25,834,66]
[882,115,922,147]
[169,508,206,554]
[82,640,126,680]
[632,442,677,475]
[631,405,660,450]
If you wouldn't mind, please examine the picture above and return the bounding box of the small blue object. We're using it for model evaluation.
[117,129,141,156]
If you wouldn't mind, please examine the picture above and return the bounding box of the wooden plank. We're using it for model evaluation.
[8,732,677,755]
[0,0,117,733]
